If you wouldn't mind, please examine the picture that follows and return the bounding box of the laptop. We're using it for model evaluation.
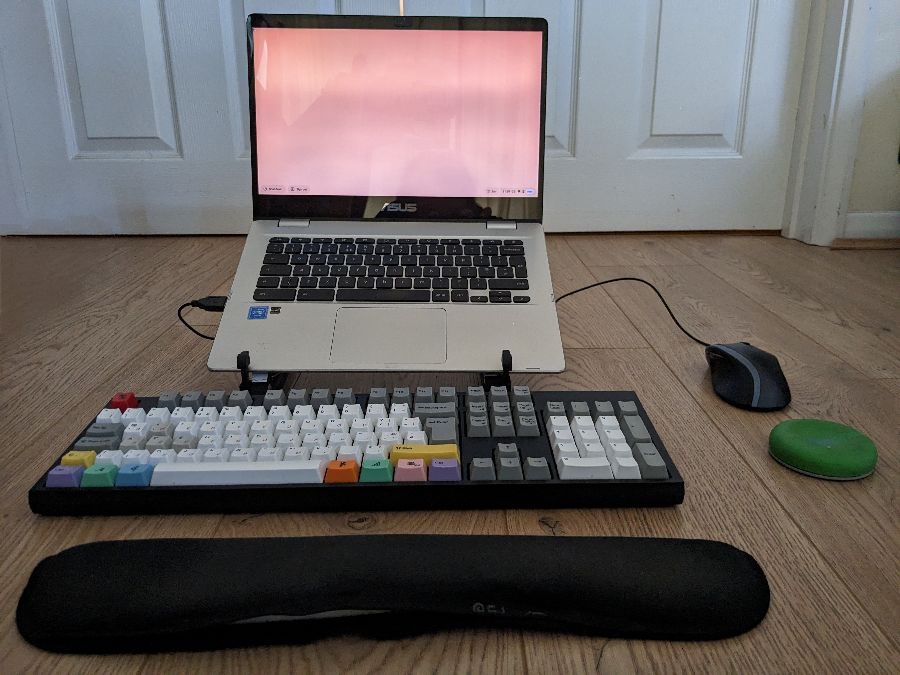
[208,14,565,374]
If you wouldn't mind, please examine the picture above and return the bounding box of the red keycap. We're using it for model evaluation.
[110,392,138,412]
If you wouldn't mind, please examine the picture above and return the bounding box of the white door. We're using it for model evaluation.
[0,0,810,234]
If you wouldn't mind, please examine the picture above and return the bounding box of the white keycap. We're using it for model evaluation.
[122,422,150,443]
[549,427,574,450]
[194,406,220,423]
[607,441,633,460]
[572,427,601,454]
[302,432,327,448]
[572,415,595,431]
[203,448,231,463]
[556,456,614,480]
[121,408,147,425]
[610,455,641,479]
[146,407,172,427]
[228,448,257,462]
[595,415,620,432]
[548,415,569,431]
[250,419,275,436]
[96,408,123,425]
[404,430,428,445]
[389,403,410,425]
[121,449,150,466]
[275,419,299,436]
[328,432,352,448]
[364,445,388,461]
[151,460,328,486]
[219,406,244,424]
[599,428,628,448]
[400,417,422,434]
[353,430,377,446]
[170,406,195,426]
[176,448,204,463]
[365,404,387,423]
[96,449,124,466]
[554,441,580,459]
[224,419,251,436]
[325,418,349,438]
[197,434,223,451]
[350,418,374,436]
[267,405,292,426]
[379,430,403,446]
[284,446,310,461]
[276,433,301,449]
[174,420,202,437]
[581,441,607,459]
[148,448,176,465]
[292,405,315,424]
[257,446,284,462]
[310,446,336,462]
[341,404,363,424]
[223,434,249,451]
[300,419,325,435]
[375,418,398,435]
[198,420,225,438]
[336,445,363,464]
[243,405,267,424]
[250,433,275,449]
[316,404,339,424]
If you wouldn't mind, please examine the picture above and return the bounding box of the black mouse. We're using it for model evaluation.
[705,342,791,411]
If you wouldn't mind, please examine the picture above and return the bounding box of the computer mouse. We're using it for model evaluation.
[705,342,791,411]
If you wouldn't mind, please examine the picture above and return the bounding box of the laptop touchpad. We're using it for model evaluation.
[330,307,447,365]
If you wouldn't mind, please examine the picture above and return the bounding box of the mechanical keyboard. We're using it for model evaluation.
[29,385,684,515]
[255,236,531,304]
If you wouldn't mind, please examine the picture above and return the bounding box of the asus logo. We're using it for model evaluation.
[381,202,417,213]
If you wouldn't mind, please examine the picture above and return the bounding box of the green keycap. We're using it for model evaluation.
[360,458,393,482]
[81,463,119,487]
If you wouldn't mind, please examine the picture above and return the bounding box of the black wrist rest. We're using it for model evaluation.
[17,535,769,653]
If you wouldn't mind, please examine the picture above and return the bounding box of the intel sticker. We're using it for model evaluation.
[247,306,268,320]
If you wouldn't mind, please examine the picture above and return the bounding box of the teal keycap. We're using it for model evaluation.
[81,463,119,487]
[115,464,154,487]
[360,458,393,482]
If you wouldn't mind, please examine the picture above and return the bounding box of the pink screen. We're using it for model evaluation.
[253,27,542,198]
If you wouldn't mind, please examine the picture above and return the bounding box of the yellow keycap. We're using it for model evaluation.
[389,444,460,466]
[61,450,96,468]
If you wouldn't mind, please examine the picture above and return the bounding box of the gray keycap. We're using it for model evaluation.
[489,386,509,404]
[414,402,456,419]
[158,392,181,411]
[415,387,433,405]
[368,387,389,407]
[492,415,515,437]
[469,457,496,481]
[204,390,226,411]
[74,436,117,452]
[497,456,524,481]
[594,400,615,417]
[524,456,552,480]
[467,386,486,404]
[617,400,638,417]
[495,442,519,460]
[515,415,540,437]
[86,423,123,439]
[568,401,590,419]
[514,401,535,418]
[512,385,532,403]
[334,388,354,409]
[621,415,652,446]
[147,422,170,438]
[228,390,252,411]
[543,401,566,423]
[145,435,172,452]
[634,442,669,479]
[181,391,205,411]
[425,418,458,444]
[263,389,286,410]
[437,386,456,403]
[467,416,490,437]
[117,438,145,451]
[287,388,309,408]
[392,387,412,407]
[467,400,487,415]
[172,433,195,451]
[491,401,511,416]
[310,388,332,408]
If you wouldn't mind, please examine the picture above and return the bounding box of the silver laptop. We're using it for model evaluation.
[209,14,564,374]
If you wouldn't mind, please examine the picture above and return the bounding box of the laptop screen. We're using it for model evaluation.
[248,15,547,221]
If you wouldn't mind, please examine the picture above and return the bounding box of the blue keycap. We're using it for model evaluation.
[115,464,154,487]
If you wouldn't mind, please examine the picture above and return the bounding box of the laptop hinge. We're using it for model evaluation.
[278,219,311,228]
[486,221,518,230]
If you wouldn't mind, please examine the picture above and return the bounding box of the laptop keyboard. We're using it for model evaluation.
[254,236,530,304]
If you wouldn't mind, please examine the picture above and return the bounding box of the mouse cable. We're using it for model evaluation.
[177,296,228,341]
[554,277,711,347]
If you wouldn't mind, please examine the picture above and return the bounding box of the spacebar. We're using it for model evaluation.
[336,290,431,302]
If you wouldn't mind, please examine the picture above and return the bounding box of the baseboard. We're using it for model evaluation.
[842,211,900,239]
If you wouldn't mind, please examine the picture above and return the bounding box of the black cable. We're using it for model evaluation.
[178,296,228,341]
[555,277,711,347]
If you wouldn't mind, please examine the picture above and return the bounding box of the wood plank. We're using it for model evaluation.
[588,263,900,635]
[563,233,698,266]
[831,237,900,250]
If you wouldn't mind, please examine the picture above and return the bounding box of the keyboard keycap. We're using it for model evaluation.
[253,289,296,302]
[336,290,430,302]
[296,289,335,301]
[150,460,327,485]
[489,279,529,290]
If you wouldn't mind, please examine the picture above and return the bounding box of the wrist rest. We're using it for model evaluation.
[17,535,769,653]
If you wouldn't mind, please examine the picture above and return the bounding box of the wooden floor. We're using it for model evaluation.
[0,233,897,673]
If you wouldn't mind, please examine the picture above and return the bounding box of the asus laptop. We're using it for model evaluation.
[209,14,565,373]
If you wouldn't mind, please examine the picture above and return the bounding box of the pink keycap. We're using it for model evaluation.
[394,459,427,482]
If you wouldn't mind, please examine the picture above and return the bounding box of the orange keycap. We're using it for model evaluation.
[324,459,360,483]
